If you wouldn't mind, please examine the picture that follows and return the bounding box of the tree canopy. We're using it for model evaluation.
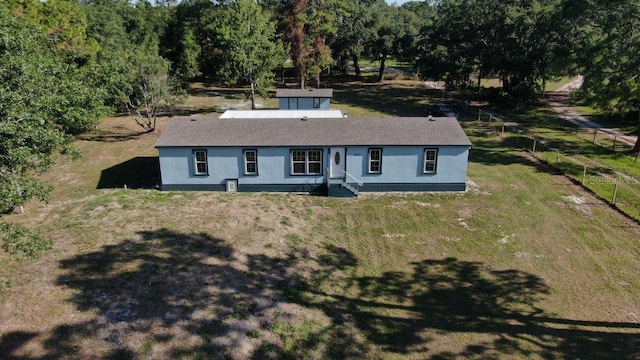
[416,0,568,99]
[0,5,106,211]
[212,0,287,108]
[569,0,640,150]
[0,5,107,258]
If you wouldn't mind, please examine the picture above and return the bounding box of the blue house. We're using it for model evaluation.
[155,116,472,196]
[276,88,333,110]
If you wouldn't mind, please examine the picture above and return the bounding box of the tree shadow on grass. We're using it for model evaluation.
[169,107,221,116]
[468,129,619,180]
[1,230,638,359]
[469,137,559,175]
[77,128,149,142]
[332,82,451,117]
[97,156,160,189]
[1,229,280,359]
[0,332,39,359]
[187,87,249,99]
[298,257,640,359]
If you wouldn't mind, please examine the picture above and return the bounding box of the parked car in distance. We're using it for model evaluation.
[428,103,456,117]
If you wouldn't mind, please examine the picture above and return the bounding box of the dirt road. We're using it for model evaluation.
[543,77,638,148]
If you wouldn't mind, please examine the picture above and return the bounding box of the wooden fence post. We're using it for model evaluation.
[582,165,587,185]
[612,182,619,204]
[478,109,481,121]
[501,122,505,136]
[556,150,560,163]
[613,136,617,151]
[592,129,598,143]
[532,139,537,153]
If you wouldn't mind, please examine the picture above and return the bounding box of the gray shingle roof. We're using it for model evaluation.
[275,88,333,98]
[156,117,472,148]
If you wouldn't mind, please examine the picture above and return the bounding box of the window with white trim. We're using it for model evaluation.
[243,149,258,175]
[291,149,323,175]
[313,97,320,108]
[423,149,438,173]
[368,148,382,173]
[193,150,208,175]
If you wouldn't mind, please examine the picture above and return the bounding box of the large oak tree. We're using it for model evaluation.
[0,6,106,258]
[212,0,286,109]
[570,0,640,152]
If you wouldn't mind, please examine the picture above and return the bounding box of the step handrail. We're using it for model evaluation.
[343,171,363,187]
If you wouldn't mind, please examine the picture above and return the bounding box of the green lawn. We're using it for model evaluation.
[357,58,416,74]
[329,81,456,118]
[472,76,576,92]
[478,105,640,221]
[1,82,639,359]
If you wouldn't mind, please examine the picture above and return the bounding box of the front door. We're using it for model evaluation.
[289,98,297,109]
[330,147,346,178]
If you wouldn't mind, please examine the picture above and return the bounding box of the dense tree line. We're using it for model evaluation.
[568,0,640,152]
[1,0,638,256]
[8,0,635,112]
[416,0,569,97]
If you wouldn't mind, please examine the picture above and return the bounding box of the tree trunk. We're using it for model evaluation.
[249,72,256,110]
[338,55,348,73]
[377,54,387,83]
[296,54,306,89]
[280,66,285,85]
[634,111,640,153]
[299,73,305,89]
[286,0,308,89]
[350,50,361,81]
[314,33,322,89]
[477,68,482,91]
[501,75,510,93]
[150,113,157,133]
[502,74,522,95]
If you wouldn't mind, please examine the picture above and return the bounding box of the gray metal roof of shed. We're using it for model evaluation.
[275,88,333,98]
[156,116,472,148]
[220,109,345,118]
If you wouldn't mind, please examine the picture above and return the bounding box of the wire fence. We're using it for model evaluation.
[477,109,640,221]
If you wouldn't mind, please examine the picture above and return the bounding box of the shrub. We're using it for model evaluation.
[0,222,52,260]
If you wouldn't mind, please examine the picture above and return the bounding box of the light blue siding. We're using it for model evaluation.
[345,146,469,185]
[278,97,331,110]
[158,145,470,192]
[158,147,328,189]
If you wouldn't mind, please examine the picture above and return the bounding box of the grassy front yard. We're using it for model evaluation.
[1,82,639,359]
[479,104,640,221]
